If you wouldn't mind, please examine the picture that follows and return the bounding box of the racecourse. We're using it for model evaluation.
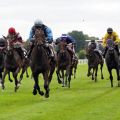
[0,64,120,120]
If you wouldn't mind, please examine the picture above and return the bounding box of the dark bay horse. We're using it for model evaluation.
[1,36,26,92]
[0,38,6,85]
[105,39,120,87]
[71,55,78,79]
[86,44,104,82]
[30,28,51,98]
[56,41,72,88]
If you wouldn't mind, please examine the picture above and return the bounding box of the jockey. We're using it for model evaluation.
[28,19,54,58]
[102,27,120,58]
[55,34,76,60]
[6,27,24,59]
[88,40,102,59]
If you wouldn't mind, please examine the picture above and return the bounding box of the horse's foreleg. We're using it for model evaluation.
[43,71,49,98]
[13,72,19,92]
[1,69,8,90]
[66,65,71,88]
[108,68,113,87]
[48,63,55,84]
[100,63,104,79]
[0,72,2,85]
[33,73,44,96]
[62,70,65,87]
[26,69,29,78]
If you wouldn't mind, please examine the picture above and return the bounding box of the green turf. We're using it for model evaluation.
[0,64,120,120]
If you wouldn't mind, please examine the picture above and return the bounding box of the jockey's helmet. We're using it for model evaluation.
[8,27,16,34]
[91,40,95,43]
[34,19,43,27]
[107,28,113,34]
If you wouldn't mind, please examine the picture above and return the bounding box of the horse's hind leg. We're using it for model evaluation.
[68,67,72,88]
[108,69,113,87]
[92,68,95,80]
[87,66,92,77]
[33,73,44,96]
[116,69,120,87]
[95,66,98,82]
[8,72,13,82]
[0,72,2,86]
[100,63,104,79]
[13,72,19,92]
[56,68,62,84]
[48,63,55,84]
[43,72,50,98]
[19,66,27,84]
[26,69,29,78]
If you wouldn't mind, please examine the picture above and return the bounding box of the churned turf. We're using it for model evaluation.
[0,64,120,120]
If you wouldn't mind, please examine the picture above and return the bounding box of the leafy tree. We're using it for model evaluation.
[68,30,99,53]
[78,50,86,59]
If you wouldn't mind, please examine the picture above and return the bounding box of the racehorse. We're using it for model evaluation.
[0,38,6,85]
[1,36,26,92]
[30,28,51,98]
[105,39,120,87]
[56,40,72,88]
[71,55,78,79]
[86,43,104,82]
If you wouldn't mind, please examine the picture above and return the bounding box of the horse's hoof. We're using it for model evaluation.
[26,75,29,78]
[58,80,62,84]
[9,79,13,82]
[2,86,5,90]
[39,91,44,96]
[101,77,104,79]
[45,94,49,98]
[33,89,37,95]
[14,87,18,92]
[17,83,21,87]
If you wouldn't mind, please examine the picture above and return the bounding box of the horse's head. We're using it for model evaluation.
[86,44,95,57]
[2,36,14,56]
[34,28,45,45]
[59,40,67,54]
[0,38,7,54]
[106,39,115,55]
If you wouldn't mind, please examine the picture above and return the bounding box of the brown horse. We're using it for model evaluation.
[30,28,54,98]
[0,38,6,85]
[105,39,120,87]
[56,41,72,88]
[71,55,78,79]
[1,36,26,92]
[86,44,104,82]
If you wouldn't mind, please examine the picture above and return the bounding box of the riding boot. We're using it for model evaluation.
[115,45,119,56]
[17,48,24,59]
[27,44,34,58]
[94,50,102,60]
[45,46,54,59]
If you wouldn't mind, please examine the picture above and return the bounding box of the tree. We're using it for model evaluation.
[78,50,86,59]
[68,30,99,53]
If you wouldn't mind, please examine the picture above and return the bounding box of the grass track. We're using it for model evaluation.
[0,64,120,120]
